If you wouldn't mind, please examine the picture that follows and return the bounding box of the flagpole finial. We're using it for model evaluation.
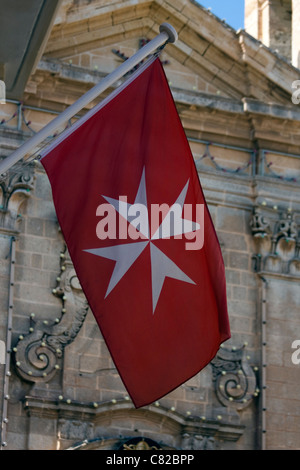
[159,23,178,44]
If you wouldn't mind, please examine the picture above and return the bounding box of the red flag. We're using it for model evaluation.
[41,56,230,408]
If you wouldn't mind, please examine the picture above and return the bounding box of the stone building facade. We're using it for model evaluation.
[0,0,300,450]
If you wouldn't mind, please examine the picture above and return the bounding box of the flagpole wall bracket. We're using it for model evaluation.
[0,24,178,176]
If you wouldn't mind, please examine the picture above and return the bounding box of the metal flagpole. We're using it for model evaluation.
[0,23,177,175]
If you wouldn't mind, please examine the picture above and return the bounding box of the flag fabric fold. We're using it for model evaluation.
[41,56,230,408]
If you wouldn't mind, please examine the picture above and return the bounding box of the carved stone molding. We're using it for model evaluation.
[13,245,89,383]
[250,204,300,276]
[211,345,258,411]
[0,159,35,233]
[23,397,245,450]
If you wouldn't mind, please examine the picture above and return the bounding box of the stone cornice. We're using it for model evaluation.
[243,97,300,121]
[238,29,300,94]
[29,59,300,123]
[23,396,245,444]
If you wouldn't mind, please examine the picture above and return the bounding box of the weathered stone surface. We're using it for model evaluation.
[0,0,299,451]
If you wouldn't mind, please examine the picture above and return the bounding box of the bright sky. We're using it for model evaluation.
[196,0,245,31]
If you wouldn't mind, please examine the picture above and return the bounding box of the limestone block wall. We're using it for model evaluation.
[0,108,300,449]
[0,0,300,450]
[0,114,262,450]
[1,76,300,452]
[245,0,300,68]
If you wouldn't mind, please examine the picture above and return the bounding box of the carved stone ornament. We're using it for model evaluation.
[121,437,162,451]
[0,159,35,233]
[59,419,93,441]
[13,245,89,383]
[181,433,215,450]
[211,344,258,410]
[250,206,270,238]
[250,204,300,275]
